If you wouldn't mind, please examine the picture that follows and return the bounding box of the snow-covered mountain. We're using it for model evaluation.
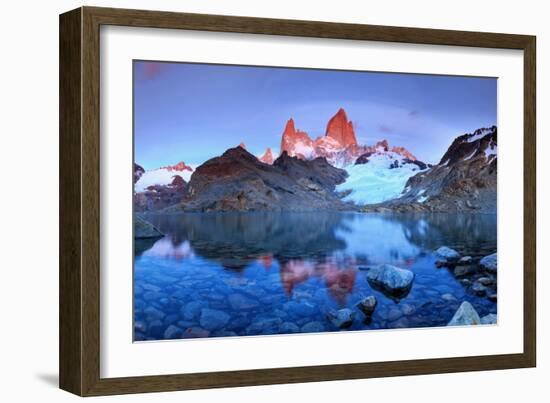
[377,126,497,212]
[134,161,194,192]
[336,147,428,205]
[279,108,418,168]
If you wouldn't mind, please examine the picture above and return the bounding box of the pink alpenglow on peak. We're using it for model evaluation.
[276,108,420,167]
[280,118,314,159]
[259,148,275,164]
[391,146,417,161]
[163,161,194,172]
[239,142,247,149]
[324,108,357,148]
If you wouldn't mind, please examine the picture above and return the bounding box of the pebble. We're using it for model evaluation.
[163,325,183,339]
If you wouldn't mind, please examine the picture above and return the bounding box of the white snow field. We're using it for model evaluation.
[336,152,424,205]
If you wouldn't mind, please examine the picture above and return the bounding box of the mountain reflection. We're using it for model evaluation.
[137,211,497,303]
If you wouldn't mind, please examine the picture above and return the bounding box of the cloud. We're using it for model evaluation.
[378,124,393,133]
[408,110,419,118]
[140,62,167,81]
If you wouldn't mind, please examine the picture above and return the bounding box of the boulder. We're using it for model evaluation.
[480,253,497,272]
[199,308,230,331]
[457,256,473,265]
[448,301,481,326]
[356,296,377,316]
[183,327,210,338]
[471,282,487,296]
[365,264,415,299]
[327,308,355,329]
[435,246,461,262]
[134,216,163,239]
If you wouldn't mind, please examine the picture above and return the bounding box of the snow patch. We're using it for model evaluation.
[465,149,478,160]
[336,153,420,205]
[135,166,195,192]
[466,128,492,143]
[417,195,429,203]
[485,144,497,159]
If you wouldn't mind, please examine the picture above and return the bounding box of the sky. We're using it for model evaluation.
[134,61,497,169]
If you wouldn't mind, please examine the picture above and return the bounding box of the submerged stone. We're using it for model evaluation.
[327,308,355,329]
[301,321,325,333]
[481,313,497,325]
[199,308,231,331]
[163,325,183,339]
[448,301,481,326]
[356,296,377,317]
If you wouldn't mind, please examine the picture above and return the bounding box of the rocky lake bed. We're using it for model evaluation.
[133,212,497,341]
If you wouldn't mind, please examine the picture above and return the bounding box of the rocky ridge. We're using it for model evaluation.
[166,146,353,212]
[367,126,497,212]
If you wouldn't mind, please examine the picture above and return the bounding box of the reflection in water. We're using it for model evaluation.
[134,212,497,340]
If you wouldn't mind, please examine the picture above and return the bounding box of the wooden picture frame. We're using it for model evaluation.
[59,6,536,396]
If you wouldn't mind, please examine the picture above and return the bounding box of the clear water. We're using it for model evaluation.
[134,212,497,341]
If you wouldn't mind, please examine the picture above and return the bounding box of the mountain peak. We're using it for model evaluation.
[325,108,357,147]
[238,142,247,149]
[259,147,274,164]
[163,161,193,172]
[280,118,314,159]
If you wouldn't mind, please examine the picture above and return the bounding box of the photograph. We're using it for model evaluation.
[132,60,498,341]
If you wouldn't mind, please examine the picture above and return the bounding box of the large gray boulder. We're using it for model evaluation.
[365,264,414,299]
[435,246,461,262]
[480,253,497,272]
[448,301,481,326]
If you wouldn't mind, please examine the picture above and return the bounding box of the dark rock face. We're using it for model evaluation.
[167,147,353,212]
[134,163,145,184]
[134,176,188,212]
[355,152,374,165]
[272,152,348,191]
[374,126,497,213]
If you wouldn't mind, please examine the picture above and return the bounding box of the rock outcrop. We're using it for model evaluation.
[372,126,497,213]
[134,175,188,212]
[324,108,357,148]
[167,146,353,212]
[134,163,145,184]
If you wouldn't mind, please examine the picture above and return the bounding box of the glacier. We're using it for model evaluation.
[336,152,424,205]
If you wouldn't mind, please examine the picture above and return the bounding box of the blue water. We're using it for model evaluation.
[134,212,497,341]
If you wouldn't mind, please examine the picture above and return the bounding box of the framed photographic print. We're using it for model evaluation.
[59,6,536,396]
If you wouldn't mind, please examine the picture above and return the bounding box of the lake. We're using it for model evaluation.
[134,212,497,341]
